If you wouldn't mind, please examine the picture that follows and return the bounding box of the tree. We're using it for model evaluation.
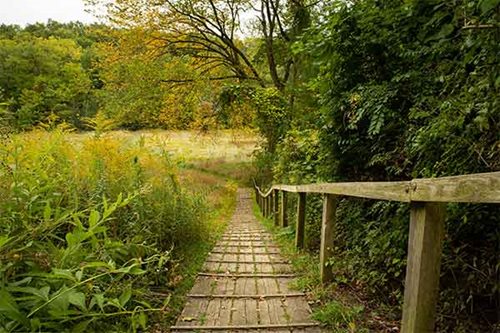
[0,36,93,128]
[86,0,314,91]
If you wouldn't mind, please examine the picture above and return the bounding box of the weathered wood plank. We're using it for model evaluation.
[205,298,222,326]
[237,277,256,295]
[264,277,280,295]
[401,202,446,333]
[245,299,259,325]
[213,277,233,295]
[281,191,288,227]
[273,189,280,226]
[198,272,297,278]
[284,297,314,323]
[187,293,306,298]
[275,182,410,202]
[231,299,247,326]
[258,299,272,325]
[176,298,209,326]
[320,194,337,283]
[295,192,306,249]
[410,172,500,203]
[206,259,288,264]
[218,299,232,326]
[191,277,216,295]
[211,250,281,255]
[171,323,318,333]
[268,298,288,324]
[263,171,500,203]
[173,189,319,332]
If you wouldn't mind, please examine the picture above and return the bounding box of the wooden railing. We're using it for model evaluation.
[253,172,500,333]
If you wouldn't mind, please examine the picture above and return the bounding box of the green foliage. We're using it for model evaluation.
[328,200,409,305]
[0,129,209,331]
[0,22,109,130]
[273,129,324,184]
[255,0,499,330]
[95,28,230,131]
[312,301,365,333]
[251,87,289,153]
[0,37,93,129]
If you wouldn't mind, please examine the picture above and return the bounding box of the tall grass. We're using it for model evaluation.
[0,129,208,332]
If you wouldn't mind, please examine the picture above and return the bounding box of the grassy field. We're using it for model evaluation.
[69,129,259,162]
[0,128,259,332]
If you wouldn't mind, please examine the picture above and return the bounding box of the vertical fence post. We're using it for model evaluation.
[273,190,279,226]
[263,195,267,217]
[320,194,337,284]
[268,194,272,218]
[281,191,288,227]
[402,202,446,333]
[265,195,270,218]
[269,191,274,218]
[295,192,306,249]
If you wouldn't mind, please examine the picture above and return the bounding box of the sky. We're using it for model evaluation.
[0,0,97,26]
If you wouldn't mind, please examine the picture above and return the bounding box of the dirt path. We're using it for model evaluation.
[170,189,322,332]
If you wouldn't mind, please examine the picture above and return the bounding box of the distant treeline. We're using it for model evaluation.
[0,20,249,131]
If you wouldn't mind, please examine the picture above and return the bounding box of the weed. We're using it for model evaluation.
[312,301,365,333]
[0,128,232,332]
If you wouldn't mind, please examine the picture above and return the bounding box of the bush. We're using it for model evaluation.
[0,128,207,332]
[258,1,499,330]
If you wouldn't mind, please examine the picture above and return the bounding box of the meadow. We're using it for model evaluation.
[0,128,258,332]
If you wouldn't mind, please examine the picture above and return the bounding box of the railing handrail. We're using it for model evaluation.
[253,170,500,332]
[255,171,500,203]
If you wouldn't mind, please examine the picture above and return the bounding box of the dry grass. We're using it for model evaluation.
[68,129,260,162]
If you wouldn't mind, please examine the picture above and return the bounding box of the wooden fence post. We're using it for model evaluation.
[273,190,279,226]
[281,191,288,227]
[401,202,446,333]
[263,195,267,217]
[269,192,274,218]
[320,194,338,283]
[266,195,270,218]
[295,192,306,249]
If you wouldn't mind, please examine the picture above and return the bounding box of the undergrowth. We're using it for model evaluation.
[0,128,236,332]
[252,197,399,332]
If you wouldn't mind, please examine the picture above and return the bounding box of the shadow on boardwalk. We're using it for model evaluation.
[170,188,322,332]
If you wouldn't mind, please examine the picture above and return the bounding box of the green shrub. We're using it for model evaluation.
[257,0,499,330]
[0,129,208,332]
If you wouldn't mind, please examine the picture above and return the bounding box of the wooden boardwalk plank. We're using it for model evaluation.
[171,188,321,331]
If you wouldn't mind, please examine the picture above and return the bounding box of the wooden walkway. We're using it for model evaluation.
[171,189,322,332]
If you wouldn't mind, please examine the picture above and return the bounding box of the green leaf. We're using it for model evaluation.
[129,266,146,275]
[68,291,87,312]
[81,261,112,270]
[480,0,500,13]
[0,290,30,327]
[137,312,147,330]
[427,23,454,42]
[119,288,132,307]
[8,286,50,301]
[72,319,93,333]
[43,203,52,221]
[48,286,70,314]
[92,293,105,311]
[0,235,11,248]
[106,298,122,309]
[52,268,75,281]
[88,210,100,228]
